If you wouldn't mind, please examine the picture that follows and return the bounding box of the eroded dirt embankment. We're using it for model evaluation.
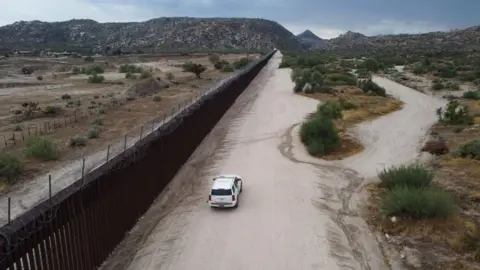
[101,53,443,270]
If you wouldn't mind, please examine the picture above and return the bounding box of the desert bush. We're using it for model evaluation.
[166,72,175,80]
[125,72,137,79]
[325,73,357,86]
[432,82,445,90]
[378,164,433,190]
[214,60,230,70]
[453,139,480,159]
[380,186,456,219]
[208,54,220,64]
[292,68,325,93]
[0,153,24,183]
[84,56,94,62]
[119,64,142,73]
[437,100,474,125]
[25,136,59,161]
[182,62,206,78]
[73,100,81,106]
[43,105,59,115]
[72,67,81,74]
[152,95,162,101]
[85,66,104,75]
[36,75,43,80]
[88,74,105,83]
[299,114,340,156]
[69,135,87,147]
[463,91,480,100]
[91,118,104,125]
[364,58,379,72]
[88,125,100,139]
[61,94,71,100]
[125,92,136,101]
[233,57,253,70]
[221,64,234,72]
[358,79,386,97]
[356,69,371,78]
[317,100,343,119]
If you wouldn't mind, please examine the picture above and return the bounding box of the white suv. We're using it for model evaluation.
[208,174,243,208]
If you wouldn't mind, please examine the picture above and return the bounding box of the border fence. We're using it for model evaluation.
[0,49,276,270]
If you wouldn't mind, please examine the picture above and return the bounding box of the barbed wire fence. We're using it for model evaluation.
[0,50,276,269]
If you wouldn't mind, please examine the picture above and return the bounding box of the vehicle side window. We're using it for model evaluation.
[231,185,236,193]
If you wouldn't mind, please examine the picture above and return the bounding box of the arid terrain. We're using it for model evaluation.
[0,52,258,224]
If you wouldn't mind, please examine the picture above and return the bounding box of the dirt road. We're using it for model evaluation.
[101,52,443,270]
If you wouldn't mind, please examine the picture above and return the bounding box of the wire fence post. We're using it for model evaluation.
[7,197,11,224]
[81,158,85,186]
[106,145,110,163]
[140,126,143,140]
[49,174,52,206]
[124,135,127,151]
[151,119,154,132]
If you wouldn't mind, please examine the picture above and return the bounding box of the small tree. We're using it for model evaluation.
[182,62,206,79]
[25,136,59,161]
[437,100,474,125]
[364,58,379,72]
[0,153,24,184]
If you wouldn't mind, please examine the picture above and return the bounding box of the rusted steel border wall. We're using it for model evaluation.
[0,50,276,270]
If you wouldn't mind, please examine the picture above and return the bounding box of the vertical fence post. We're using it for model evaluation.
[21,130,24,141]
[140,126,143,140]
[7,197,11,224]
[106,145,110,163]
[81,158,85,186]
[12,133,15,145]
[151,119,154,132]
[49,175,52,206]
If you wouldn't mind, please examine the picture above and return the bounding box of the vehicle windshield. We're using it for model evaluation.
[211,189,232,196]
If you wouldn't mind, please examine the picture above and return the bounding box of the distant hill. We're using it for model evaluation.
[296,30,324,46]
[0,17,306,53]
[313,26,480,53]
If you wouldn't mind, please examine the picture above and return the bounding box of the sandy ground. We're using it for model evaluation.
[100,52,437,270]
[341,76,446,178]
[0,72,236,226]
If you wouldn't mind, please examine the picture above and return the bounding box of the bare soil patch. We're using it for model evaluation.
[0,53,254,191]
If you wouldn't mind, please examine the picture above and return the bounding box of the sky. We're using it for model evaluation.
[1,0,479,39]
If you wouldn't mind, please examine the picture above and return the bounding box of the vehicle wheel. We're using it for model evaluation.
[234,201,239,208]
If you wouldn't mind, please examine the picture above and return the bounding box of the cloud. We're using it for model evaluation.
[0,0,163,26]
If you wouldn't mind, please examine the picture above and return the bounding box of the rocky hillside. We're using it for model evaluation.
[314,26,480,53]
[296,30,324,46]
[0,17,306,53]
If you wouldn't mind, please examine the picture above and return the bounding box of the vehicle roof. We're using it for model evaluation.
[214,174,241,180]
[211,178,234,190]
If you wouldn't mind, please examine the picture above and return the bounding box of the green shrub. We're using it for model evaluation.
[72,66,81,74]
[463,91,480,100]
[182,61,206,78]
[88,125,100,139]
[152,95,162,102]
[221,64,234,72]
[453,139,480,159]
[214,60,230,70]
[317,100,343,119]
[85,66,104,75]
[233,57,253,70]
[378,164,433,190]
[380,186,456,219]
[0,153,24,183]
[166,72,175,80]
[432,82,445,90]
[88,74,105,83]
[91,118,104,125]
[358,79,386,97]
[43,105,59,115]
[36,75,43,81]
[299,114,340,156]
[69,135,87,147]
[61,94,71,100]
[125,72,137,79]
[84,56,94,62]
[437,100,474,125]
[208,54,220,64]
[325,73,357,86]
[119,64,142,73]
[25,136,59,161]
